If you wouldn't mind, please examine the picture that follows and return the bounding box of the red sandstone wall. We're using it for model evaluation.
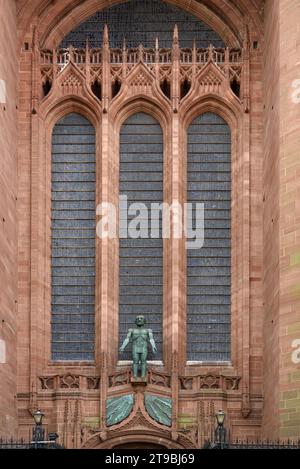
[262,0,280,437]
[11,0,298,445]
[278,0,300,439]
[14,0,266,445]
[249,23,264,418]
[263,0,300,439]
[0,0,18,438]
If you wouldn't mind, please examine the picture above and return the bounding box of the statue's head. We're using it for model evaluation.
[135,315,145,327]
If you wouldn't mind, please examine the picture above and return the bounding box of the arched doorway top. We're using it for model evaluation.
[82,431,197,449]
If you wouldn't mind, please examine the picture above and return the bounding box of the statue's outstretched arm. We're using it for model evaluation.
[119,330,132,352]
[148,330,157,354]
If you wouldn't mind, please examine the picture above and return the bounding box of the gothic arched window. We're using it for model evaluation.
[119,113,163,360]
[51,113,96,360]
[187,112,231,362]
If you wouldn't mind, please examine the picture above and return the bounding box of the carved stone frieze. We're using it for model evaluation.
[39,37,244,106]
[109,370,131,387]
[39,376,55,390]
[108,368,171,389]
[148,370,171,388]
[87,376,100,390]
[59,373,80,389]
[180,374,241,392]
[38,374,100,391]
[39,370,239,394]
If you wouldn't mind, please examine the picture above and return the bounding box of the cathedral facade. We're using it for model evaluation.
[0,0,299,448]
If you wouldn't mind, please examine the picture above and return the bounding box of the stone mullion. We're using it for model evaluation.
[29,27,45,411]
[94,129,102,368]
[97,26,111,427]
[170,113,185,365]
[230,122,239,373]
[94,30,108,369]
[240,35,251,417]
[163,122,173,371]
[99,24,113,362]
[170,25,185,376]
[241,111,251,417]
[98,112,110,419]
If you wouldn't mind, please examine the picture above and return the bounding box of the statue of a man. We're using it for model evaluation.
[119,315,157,380]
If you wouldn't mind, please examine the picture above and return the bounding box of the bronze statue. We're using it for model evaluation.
[119,315,157,380]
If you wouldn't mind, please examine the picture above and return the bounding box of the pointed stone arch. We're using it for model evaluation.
[17,0,264,51]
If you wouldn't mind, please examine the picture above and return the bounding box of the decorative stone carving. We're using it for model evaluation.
[90,66,102,83]
[241,387,251,418]
[39,39,243,108]
[39,376,55,390]
[225,376,241,391]
[179,374,241,392]
[39,374,100,391]
[59,373,80,389]
[179,377,194,390]
[127,65,154,95]
[198,66,223,94]
[180,65,193,83]
[61,69,83,93]
[148,370,171,388]
[80,425,96,446]
[87,376,100,390]
[108,369,171,388]
[144,394,172,427]
[106,394,134,427]
[109,371,131,387]
[131,70,153,87]
[200,374,220,389]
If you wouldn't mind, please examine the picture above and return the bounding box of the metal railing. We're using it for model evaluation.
[205,438,300,449]
[0,437,64,450]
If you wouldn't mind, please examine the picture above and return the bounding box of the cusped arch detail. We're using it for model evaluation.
[40,94,101,132]
[111,95,172,137]
[39,61,102,121]
[181,94,242,134]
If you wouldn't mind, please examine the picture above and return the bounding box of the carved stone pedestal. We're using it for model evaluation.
[130,377,147,393]
[130,377,147,385]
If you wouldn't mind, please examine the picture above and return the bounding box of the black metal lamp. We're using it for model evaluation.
[32,409,44,426]
[214,410,227,449]
[32,409,45,448]
[215,409,226,427]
